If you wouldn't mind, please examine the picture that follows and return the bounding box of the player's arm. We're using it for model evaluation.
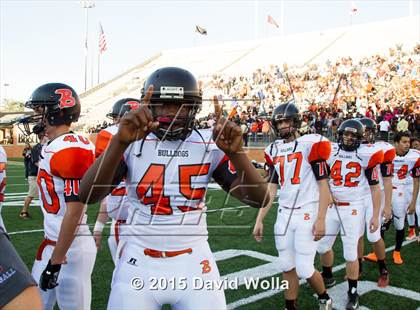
[50,200,85,265]
[312,161,330,241]
[365,165,381,233]
[408,158,420,214]
[93,199,109,250]
[212,96,271,208]
[380,156,394,220]
[79,86,158,204]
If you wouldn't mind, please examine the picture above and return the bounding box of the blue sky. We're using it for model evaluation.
[0,0,418,102]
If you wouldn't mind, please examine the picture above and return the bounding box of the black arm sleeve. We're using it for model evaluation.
[411,165,420,178]
[212,160,237,193]
[267,164,279,184]
[64,179,81,202]
[311,161,330,181]
[380,162,393,177]
[365,166,380,185]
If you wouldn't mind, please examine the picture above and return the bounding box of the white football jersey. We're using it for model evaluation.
[95,124,129,220]
[265,134,331,210]
[121,129,236,251]
[392,149,420,187]
[37,133,95,241]
[328,143,383,202]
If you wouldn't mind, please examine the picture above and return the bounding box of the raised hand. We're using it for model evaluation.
[212,96,243,155]
[116,85,159,146]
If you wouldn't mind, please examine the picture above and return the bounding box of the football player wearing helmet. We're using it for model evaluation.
[79,67,271,310]
[253,101,333,310]
[356,117,394,287]
[93,98,140,264]
[26,83,97,310]
[317,119,383,310]
[388,131,420,264]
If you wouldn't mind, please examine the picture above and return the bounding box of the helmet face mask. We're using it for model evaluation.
[337,119,364,151]
[150,100,200,141]
[271,100,301,140]
[141,67,202,141]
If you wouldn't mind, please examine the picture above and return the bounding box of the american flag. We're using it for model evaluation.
[350,1,358,15]
[267,15,279,28]
[99,23,107,54]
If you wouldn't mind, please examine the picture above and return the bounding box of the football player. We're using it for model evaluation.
[406,137,420,241]
[253,101,333,310]
[93,98,140,264]
[26,83,97,310]
[357,117,394,287]
[79,67,271,309]
[317,119,383,310]
[388,131,420,264]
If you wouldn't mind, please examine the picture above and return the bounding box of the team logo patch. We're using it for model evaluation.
[55,88,76,108]
[200,259,211,274]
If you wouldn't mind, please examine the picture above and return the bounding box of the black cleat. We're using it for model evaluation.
[322,275,336,288]
[346,291,359,310]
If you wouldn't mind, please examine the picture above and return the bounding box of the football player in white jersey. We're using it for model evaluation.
[79,67,271,310]
[317,119,383,310]
[25,83,97,310]
[357,117,394,287]
[388,131,420,264]
[253,101,333,310]
[93,98,141,264]
[406,137,420,241]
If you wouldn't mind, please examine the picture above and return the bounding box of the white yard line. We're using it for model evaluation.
[227,239,417,309]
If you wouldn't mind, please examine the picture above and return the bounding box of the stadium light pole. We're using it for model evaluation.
[81,0,95,92]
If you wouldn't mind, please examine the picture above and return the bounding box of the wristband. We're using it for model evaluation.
[94,221,105,232]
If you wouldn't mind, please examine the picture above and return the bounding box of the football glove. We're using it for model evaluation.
[39,260,61,291]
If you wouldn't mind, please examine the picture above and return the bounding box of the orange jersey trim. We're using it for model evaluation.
[95,130,113,158]
[50,147,95,179]
[383,148,396,164]
[367,150,384,169]
[308,140,331,163]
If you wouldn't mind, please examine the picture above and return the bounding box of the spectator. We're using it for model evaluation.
[397,117,409,132]
[379,118,391,141]
[251,120,259,142]
[261,119,271,143]
[19,133,45,219]
[240,121,249,147]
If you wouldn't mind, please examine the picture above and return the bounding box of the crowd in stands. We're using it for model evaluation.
[197,43,419,143]
[84,43,419,145]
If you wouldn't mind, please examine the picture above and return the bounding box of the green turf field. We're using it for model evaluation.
[3,161,420,309]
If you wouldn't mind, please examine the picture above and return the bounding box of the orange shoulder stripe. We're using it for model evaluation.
[50,147,95,179]
[95,130,113,158]
[308,140,331,163]
[367,150,384,169]
[383,148,396,164]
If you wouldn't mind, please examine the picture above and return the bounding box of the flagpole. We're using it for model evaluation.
[254,0,258,40]
[280,0,285,37]
[90,43,94,87]
[81,1,95,92]
[97,52,101,84]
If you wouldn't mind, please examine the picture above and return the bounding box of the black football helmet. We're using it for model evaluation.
[107,98,141,120]
[141,67,202,141]
[358,117,377,144]
[271,100,301,139]
[24,83,81,135]
[337,119,364,151]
